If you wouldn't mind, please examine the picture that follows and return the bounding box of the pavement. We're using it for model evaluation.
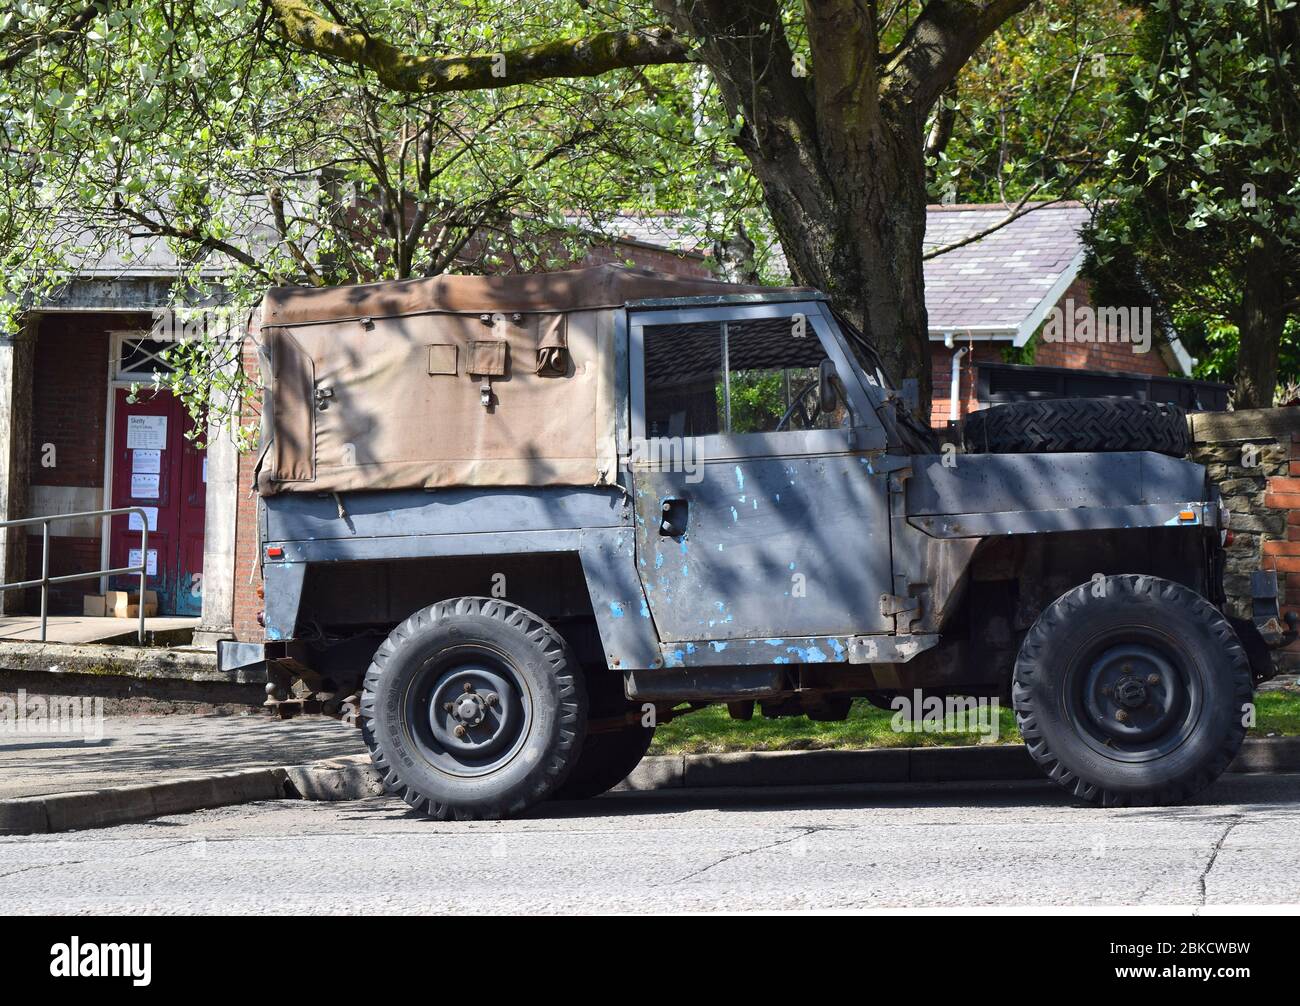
[0,614,199,644]
[0,714,366,800]
[0,773,1296,913]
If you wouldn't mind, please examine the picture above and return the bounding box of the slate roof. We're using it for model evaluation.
[922,202,1091,340]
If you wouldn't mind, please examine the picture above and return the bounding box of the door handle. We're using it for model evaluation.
[659,498,688,537]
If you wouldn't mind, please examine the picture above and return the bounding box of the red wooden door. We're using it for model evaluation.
[108,389,206,615]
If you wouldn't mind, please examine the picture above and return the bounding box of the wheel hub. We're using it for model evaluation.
[1080,644,1184,745]
[420,662,526,772]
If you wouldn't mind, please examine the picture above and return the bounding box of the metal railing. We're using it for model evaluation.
[0,507,150,643]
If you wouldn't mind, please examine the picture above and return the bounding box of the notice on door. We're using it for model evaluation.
[128,548,159,576]
[127,507,159,532]
[132,449,161,474]
[126,415,167,450]
[130,472,160,499]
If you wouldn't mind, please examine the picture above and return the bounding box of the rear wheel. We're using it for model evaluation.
[1013,575,1252,806]
[553,666,654,800]
[553,721,656,800]
[361,597,586,820]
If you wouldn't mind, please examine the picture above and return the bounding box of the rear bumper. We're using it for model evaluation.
[217,640,268,677]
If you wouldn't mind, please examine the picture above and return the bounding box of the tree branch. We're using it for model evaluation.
[265,0,692,93]
[883,0,1036,114]
[0,1,112,73]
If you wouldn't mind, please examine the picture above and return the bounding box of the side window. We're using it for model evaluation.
[644,314,851,439]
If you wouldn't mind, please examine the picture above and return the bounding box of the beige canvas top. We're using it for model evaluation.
[256,265,802,495]
[261,263,775,327]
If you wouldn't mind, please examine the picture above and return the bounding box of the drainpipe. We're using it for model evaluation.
[948,343,968,423]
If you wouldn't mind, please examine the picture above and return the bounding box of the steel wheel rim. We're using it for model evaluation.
[1063,628,1203,763]
[402,647,532,778]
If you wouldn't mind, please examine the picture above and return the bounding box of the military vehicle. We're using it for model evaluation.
[220,265,1288,819]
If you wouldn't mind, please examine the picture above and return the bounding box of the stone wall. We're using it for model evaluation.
[1189,407,1300,671]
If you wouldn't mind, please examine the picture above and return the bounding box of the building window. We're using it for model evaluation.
[113,332,177,381]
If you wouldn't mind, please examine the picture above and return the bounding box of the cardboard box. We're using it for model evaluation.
[82,594,107,617]
[105,589,158,619]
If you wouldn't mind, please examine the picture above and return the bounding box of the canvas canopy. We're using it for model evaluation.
[255,265,786,495]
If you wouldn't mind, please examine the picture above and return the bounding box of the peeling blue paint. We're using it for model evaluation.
[679,539,689,554]
[734,466,745,490]
[765,638,784,646]
[829,638,847,661]
[729,506,738,522]
[609,601,625,618]
[640,600,650,618]
[710,640,728,652]
[787,645,829,663]
[655,553,664,569]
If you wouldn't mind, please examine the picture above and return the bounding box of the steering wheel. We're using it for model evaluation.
[775,379,822,432]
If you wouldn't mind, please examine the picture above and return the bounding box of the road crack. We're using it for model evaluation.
[670,826,827,885]
[1195,814,1243,910]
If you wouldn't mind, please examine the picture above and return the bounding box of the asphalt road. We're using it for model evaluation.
[2,774,1298,914]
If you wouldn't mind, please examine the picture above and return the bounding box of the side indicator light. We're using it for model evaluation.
[266,547,284,558]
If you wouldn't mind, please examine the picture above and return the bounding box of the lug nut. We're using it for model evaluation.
[443,702,454,712]
[1116,710,1129,723]
[484,692,499,707]
[463,682,474,693]
[1147,674,1159,686]
[453,725,467,738]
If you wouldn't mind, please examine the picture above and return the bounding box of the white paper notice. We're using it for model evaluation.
[127,507,159,532]
[130,472,160,499]
[132,449,161,474]
[126,415,167,450]
[128,548,159,576]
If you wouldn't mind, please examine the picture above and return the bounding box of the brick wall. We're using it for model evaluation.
[1032,277,1170,376]
[1190,408,1300,673]
[30,314,112,486]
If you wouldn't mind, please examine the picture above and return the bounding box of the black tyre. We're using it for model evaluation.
[553,722,656,800]
[360,597,586,820]
[1013,575,1252,807]
[962,398,1190,457]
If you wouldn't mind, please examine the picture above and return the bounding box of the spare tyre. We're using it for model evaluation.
[962,398,1190,457]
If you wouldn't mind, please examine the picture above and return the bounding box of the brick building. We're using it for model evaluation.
[922,202,1206,427]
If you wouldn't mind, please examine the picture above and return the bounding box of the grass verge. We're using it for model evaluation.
[647,686,1300,756]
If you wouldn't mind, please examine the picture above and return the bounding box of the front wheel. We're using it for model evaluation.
[1013,575,1252,807]
[361,597,586,820]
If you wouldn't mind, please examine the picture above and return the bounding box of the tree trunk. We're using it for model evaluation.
[751,118,934,412]
[1234,248,1284,409]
